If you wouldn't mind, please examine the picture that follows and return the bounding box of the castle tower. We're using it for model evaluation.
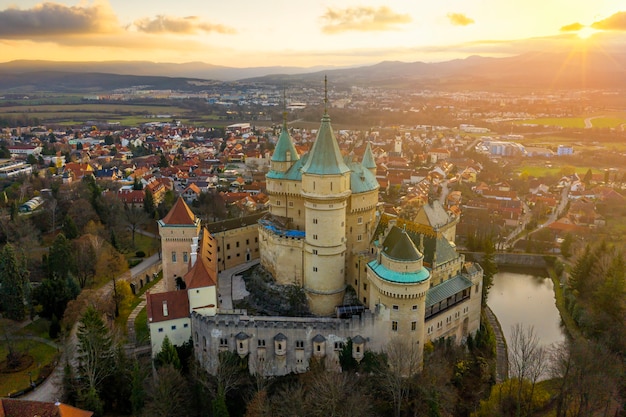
[269,106,299,175]
[366,226,431,367]
[158,197,201,291]
[361,141,377,177]
[300,78,352,316]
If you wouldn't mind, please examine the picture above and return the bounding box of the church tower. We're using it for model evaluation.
[300,78,352,316]
[158,197,201,291]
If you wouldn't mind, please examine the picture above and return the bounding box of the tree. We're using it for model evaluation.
[63,214,78,240]
[72,236,97,288]
[133,177,143,190]
[142,364,191,417]
[76,306,115,395]
[480,239,498,305]
[143,188,155,217]
[130,360,148,415]
[559,233,573,258]
[508,324,547,416]
[155,335,181,370]
[379,337,422,417]
[582,168,593,184]
[0,244,29,321]
[48,233,74,279]
[123,204,150,246]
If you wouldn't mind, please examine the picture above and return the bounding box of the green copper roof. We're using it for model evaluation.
[383,226,423,261]
[301,113,350,175]
[348,161,379,194]
[361,141,376,170]
[271,121,299,163]
[267,153,308,181]
[426,275,472,308]
[368,259,430,284]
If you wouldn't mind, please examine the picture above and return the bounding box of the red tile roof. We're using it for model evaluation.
[161,197,196,225]
[183,257,217,289]
[0,399,93,417]
[146,290,190,323]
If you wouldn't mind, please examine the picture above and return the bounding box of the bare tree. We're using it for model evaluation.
[380,337,422,417]
[123,204,150,246]
[509,324,547,416]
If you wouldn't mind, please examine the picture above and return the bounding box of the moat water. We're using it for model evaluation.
[488,270,567,351]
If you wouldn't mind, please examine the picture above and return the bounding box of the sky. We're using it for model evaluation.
[0,0,625,67]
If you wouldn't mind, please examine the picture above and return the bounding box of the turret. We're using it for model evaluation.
[361,141,377,177]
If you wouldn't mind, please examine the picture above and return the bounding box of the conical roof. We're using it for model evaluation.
[161,197,197,225]
[301,112,350,175]
[361,141,376,170]
[382,226,423,261]
[271,119,299,163]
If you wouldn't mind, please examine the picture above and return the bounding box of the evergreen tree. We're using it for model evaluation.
[48,233,74,279]
[130,360,147,415]
[0,244,29,321]
[155,336,181,370]
[76,306,115,395]
[143,187,155,217]
[62,214,79,239]
[480,239,498,305]
[560,233,574,258]
[583,168,593,184]
[569,245,592,296]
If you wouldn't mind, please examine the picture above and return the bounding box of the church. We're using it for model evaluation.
[147,89,483,375]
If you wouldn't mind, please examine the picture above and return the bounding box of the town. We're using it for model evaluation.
[1,79,625,417]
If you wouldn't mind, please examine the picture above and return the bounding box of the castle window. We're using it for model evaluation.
[158,328,163,333]
[227,243,230,250]
[356,346,360,353]
[392,321,398,331]
[246,239,249,245]
[255,237,258,243]
[313,218,318,224]
[363,297,367,304]
[183,252,188,263]
[357,217,363,224]
[220,338,228,347]
[357,234,362,241]
[296,340,304,349]
[313,249,318,255]
[412,305,418,310]
[171,325,176,330]
[317,345,321,352]
[171,252,177,262]
[313,267,318,272]
[313,181,315,190]
[258,339,266,347]
[411,321,417,331]
[313,234,318,240]
[289,201,294,207]
[276,200,280,206]
[236,241,240,248]
[392,305,399,310]
[363,283,367,291]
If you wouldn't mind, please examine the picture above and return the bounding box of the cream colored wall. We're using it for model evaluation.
[429,256,464,286]
[149,317,191,357]
[214,225,260,272]
[188,286,218,316]
[259,227,304,286]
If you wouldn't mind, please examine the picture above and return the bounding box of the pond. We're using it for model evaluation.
[488,269,567,350]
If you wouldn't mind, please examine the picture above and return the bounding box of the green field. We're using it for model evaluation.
[515,114,626,129]
[0,340,59,396]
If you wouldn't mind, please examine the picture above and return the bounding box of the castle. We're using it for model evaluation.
[147,92,483,375]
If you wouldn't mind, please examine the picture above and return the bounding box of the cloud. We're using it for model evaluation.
[134,15,236,34]
[447,13,475,27]
[560,22,585,32]
[591,11,626,31]
[321,6,411,34]
[0,0,119,38]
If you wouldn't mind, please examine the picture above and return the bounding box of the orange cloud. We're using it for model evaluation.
[559,22,585,32]
[447,13,475,27]
[321,6,411,34]
[591,11,626,31]
[0,1,119,38]
[134,15,236,34]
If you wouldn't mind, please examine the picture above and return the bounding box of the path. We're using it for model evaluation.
[21,247,162,402]
[484,306,508,383]
[217,259,259,310]
[584,115,603,129]
[126,278,166,345]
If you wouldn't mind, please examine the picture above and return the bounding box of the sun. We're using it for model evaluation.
[576,26,598,40]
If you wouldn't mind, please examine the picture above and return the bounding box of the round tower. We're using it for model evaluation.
[366,226,431,367]
[300,79,351,315]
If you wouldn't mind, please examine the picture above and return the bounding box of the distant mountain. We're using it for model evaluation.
[1,48,625,93]
[244,51,626,90]
[0,60,345,82]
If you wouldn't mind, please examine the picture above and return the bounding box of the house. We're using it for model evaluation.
[182,183,202,204]
[0,398,93,417]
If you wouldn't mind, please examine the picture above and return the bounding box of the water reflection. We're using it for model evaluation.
[488,270,566,349]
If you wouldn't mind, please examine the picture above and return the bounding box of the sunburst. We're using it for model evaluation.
[576,26,598,40]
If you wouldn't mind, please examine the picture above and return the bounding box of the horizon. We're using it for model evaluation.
[0,1,625,68]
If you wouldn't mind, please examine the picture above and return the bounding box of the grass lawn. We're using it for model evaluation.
[0,340,59,396]
[134,307,149,345]
[516,163,603,178]
[14,318,52,339]
[591,117,626,128]
[514,117,586,129]
[114,272,162,335]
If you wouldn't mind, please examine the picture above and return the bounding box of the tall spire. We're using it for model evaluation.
[323,75,328,115]
[361,141,376,171]
[301,77,349,176]
[270,89,299,164]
